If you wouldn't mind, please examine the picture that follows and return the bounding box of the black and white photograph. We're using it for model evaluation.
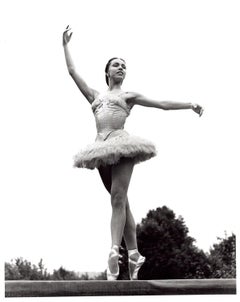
[1,0,238,301]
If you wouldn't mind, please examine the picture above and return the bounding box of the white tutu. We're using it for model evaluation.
[74,129,157,169]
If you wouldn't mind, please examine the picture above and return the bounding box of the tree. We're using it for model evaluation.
[94,271,107,280]
[5,258,51,280]
[5,261,21,280]
[51,266,82,280]
[208,233,236,278]
[121,206,212,280]
[5,258,106,280]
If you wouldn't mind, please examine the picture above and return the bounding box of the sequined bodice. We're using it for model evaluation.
[91,93,132,140]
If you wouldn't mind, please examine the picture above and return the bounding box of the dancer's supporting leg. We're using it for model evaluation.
[110,158,134,248]
[98,162,136,249]
[98,161,144,279]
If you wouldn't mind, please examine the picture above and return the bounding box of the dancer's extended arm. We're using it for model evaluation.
[126,92,203,116]
[63,26,98,104]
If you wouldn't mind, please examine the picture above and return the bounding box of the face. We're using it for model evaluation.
[107,58,126,83]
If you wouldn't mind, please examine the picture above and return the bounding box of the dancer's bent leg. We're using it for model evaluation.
[123,200,137,250]
[98,165,112,193]
[124,200,145,280]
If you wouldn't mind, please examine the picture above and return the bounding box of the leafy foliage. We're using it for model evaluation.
[5,258,104,280]
[119,206,211,280]
[51,266,81,280]
[5,207,236,281]
[5,258,50,280]
[208,233,236,278]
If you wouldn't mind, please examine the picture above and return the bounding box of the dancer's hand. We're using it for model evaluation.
[63,25,73,46]
[191,103,204,117]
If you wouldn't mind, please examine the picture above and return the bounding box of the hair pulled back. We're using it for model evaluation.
[105,57,126,86]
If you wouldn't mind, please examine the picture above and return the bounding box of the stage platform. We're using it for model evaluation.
[5,279,236,297]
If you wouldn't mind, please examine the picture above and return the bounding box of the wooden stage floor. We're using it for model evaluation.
[5,279,236,297]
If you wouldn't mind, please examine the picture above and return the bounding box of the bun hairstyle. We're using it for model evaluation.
[105,57,126,86]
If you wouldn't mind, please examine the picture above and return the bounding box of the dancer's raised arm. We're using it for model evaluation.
[126,92,204,116]
[63,26,98,104]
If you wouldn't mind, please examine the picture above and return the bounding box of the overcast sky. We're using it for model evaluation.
[1,2,239,291]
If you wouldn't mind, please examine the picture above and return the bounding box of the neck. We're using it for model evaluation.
[108,80,123,91]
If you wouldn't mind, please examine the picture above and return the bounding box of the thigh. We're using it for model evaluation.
[111,158,134,195]
[98,165,112,193]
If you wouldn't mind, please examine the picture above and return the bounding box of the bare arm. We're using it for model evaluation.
[126,92,204,116]
[63,26,98,104]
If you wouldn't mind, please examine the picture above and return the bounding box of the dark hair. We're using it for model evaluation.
[105,57,126,86]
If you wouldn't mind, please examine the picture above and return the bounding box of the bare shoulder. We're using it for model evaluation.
[123,91,143,106]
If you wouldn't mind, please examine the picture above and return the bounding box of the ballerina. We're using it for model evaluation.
[63,25,203,280]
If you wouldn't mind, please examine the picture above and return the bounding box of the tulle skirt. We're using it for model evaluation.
[73,129,157,169]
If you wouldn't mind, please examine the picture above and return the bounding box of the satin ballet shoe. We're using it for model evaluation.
[107,247,121,281]
[128,253,146,280]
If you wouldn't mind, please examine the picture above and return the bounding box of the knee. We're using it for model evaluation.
[111,189,127,209]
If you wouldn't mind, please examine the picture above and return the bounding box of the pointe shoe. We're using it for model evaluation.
[128,252,146,280]
[107,247,120,281]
